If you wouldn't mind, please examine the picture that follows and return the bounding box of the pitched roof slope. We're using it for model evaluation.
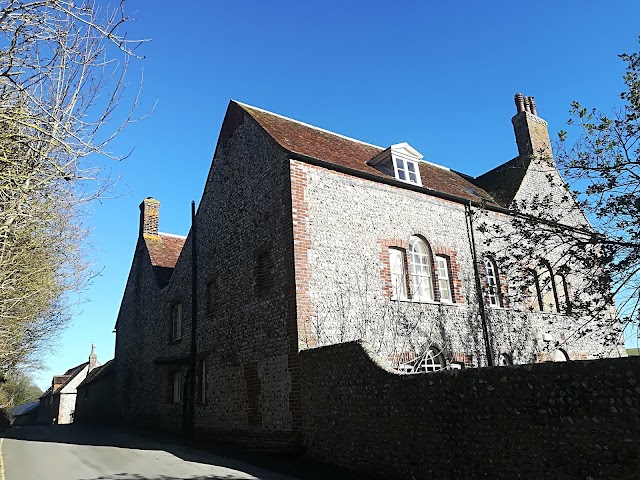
[40,361,89,398]
[78,359,114,389]
[472,156,531,207]
[143,233,186,288]
[235,102,497,205]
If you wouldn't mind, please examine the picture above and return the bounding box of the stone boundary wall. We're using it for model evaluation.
[299,341,640,479]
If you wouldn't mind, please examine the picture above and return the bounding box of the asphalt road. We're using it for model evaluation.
[0,425,303,480]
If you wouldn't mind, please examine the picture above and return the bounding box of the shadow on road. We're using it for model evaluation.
[3,425,366,480]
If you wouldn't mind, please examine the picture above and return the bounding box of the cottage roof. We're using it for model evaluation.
[143,233,186,288]
[235,102,498,205]
[40,361,89,398]
[10,401,39,417]
[77,359,114,389]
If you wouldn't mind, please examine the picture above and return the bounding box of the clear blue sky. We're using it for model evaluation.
[34,0,640,388]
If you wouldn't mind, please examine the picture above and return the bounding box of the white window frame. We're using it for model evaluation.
[408,237,434,302]
[483,257,502,307]
[172,370,182,404]
[172,302,182,341]
[392,156,421,185]
[435,255,452,303]
[388,248,407,300]
[419,347,445,372]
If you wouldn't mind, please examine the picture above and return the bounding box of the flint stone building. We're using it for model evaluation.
[38,344,99,424]
[113,95,624,445]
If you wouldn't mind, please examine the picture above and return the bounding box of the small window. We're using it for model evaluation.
[497,353,513,366]
[483,256,503,307]
[435,255,452,303]
[397,347,445,373]
[418,347,446,372]
[393,157,421,185]
[388,248,407,300]
[408,236,434,302]
[171,303,182,341]
[172,370,182,404]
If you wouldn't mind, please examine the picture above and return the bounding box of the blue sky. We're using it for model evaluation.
[34,0,640,388]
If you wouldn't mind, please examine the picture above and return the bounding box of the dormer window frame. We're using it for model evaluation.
[392,154,422,186]
[367,142,424,187]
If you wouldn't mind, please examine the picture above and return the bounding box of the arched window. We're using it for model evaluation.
[408,236,434,302]
[416,347,445,372]
[527,269,543,312]
[553,349,569,362]
[497,353,513,366]
[538,262,558,313]
[483,256,503,307]
[554,273,571,314]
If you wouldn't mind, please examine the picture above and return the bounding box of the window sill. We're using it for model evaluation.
[391,298,461,307]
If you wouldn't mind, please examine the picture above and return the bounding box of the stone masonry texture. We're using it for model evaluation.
[114,104,299,446]
[300,341,640,480]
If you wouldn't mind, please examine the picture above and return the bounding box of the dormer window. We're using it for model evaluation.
[394,157,419,184]
[367,142,424,186]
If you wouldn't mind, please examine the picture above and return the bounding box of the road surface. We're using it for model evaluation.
[0,425,302,480]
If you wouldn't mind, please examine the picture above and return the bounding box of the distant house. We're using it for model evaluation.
[38,344,100,424]
[10,401,39,426]
[74,359,114,424]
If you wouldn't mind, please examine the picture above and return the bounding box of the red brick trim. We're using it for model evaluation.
[378,237,408,298]
[432,245,463,304]
[290,161,316,349]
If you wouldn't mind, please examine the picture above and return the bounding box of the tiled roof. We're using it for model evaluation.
[472,156,531,207]
[235,102,498,205]
[40,361,89,398]
[77,359,114,389]
[144,233,186,288]
[10,401,39,417]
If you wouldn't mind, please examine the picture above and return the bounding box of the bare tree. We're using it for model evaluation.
[0,0,145,374]
[307,262,485,372]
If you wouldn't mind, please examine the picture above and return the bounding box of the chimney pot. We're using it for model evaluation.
[139,197,160,236]
[529,96,538,116]
[514,93,525,113]
[88,343,98,371]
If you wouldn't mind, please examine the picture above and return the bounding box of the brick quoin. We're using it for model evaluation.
[290,160,317,349]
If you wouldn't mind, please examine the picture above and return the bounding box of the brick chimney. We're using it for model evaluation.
[512,93,552,159]
[52,375,70,393]
[139,197,160,236]
[88,343,98,371]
